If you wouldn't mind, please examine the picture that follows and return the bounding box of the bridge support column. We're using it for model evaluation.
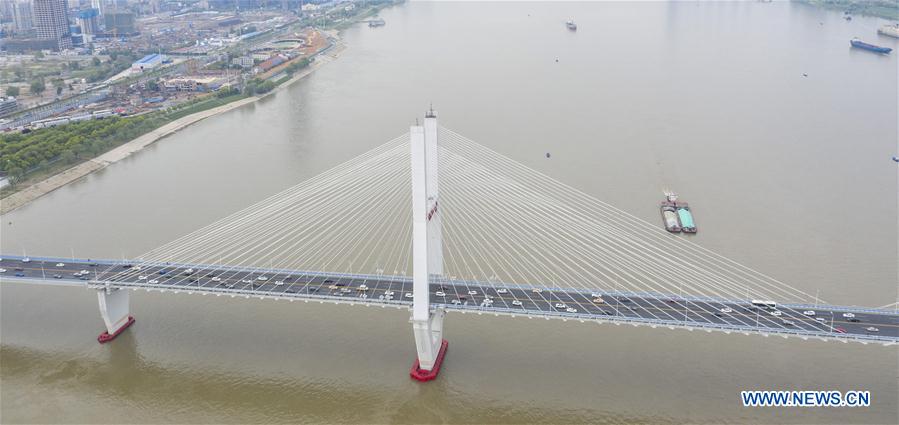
[409,109,448,381]
[96,287,134,343]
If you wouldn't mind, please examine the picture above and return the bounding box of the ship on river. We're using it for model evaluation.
[850,38,892,54]
[660,192,697,234]
[878,24,899,38]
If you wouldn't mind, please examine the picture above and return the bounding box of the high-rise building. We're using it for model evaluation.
[104,10,135,34]
[77,8,99,42]
[33,0,72,50]
[90,0,103,16]
[13,1,34,33]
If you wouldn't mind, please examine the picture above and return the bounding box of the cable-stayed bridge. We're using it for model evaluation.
[2,111,897,381]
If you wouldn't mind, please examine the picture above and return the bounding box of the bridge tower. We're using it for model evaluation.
[96,285,135,343]
[409,108,448,381]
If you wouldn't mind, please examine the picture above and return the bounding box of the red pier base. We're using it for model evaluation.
[410,339,449,382]
[97,316,135,344]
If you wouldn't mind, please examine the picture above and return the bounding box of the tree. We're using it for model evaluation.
[56,86,63,95]
[69,61,81,70]
[5,86,19,97]
[30,79,46,95]
[92,57,101,66]
[34,50,44,59]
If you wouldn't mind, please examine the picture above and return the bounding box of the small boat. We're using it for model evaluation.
[850,38,892,54]
[566,20,577,31]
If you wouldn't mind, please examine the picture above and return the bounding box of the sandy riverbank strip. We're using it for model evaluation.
[1,36,346,215]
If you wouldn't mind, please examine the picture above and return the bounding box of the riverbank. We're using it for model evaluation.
[0,35,346,215]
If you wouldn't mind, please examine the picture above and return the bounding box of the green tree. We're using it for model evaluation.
[5,86,20,97]
[30,79,46,95]
[92,57,101,66]
[34,50,44,59]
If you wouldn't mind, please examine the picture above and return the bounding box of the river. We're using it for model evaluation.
[2,2,897,423]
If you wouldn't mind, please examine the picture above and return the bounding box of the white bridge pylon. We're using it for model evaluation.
[409,109,448,380]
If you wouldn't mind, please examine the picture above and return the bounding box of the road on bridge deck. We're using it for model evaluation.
[1,257,896,342]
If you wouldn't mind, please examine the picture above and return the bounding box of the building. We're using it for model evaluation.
[252,54,287,74]
[33,0,72,51]
[132,53,166,72]
[12,1,33,33]
[104,10,135,34]
[0,97,19,118]
[91,0,104,16]
[77,8,99,42]
[162,76,224,93]
[231,56,253,68]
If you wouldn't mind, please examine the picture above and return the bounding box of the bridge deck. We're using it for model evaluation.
[2,256,896,345]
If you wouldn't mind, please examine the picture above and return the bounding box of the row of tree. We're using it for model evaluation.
[0,114,169,186]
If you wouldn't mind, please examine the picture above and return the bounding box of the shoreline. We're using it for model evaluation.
[0,35,347,216]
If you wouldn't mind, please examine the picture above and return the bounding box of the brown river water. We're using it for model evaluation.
[2,2,897,423]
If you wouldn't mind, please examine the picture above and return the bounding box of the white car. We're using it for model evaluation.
[554,303,567,309]
[842,312,855,318]
[451,299,461,305]
[211,277,222,282]
[133,266,142,271]
[769,310,782,317]
[435,291,446,297]
[138,275,148,280]
[815,317,827,323]
[149,279,159,284]
[405,293,413,298]
[55,263,65,267]
[496,288,509,294]
[22,258,31,263]
[340,288,351,293]
[865,327,879,333]
[241,279,253,284]
[184,268,194,274]
[782,320,795,326]
[0,268,6,273]
[384,291,395,296]
[357,284,369,291]
[591,293,603,298]
[256,276,268,281]
[468,290,478,295]
[803,310,816,316]
[274,280,285,286]
[511,300,523,306]
[720,307,733,314]
[566,307,578,313]
[532,288,543,294]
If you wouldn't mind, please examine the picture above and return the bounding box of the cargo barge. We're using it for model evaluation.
[660,192,697,234]
[676,203,697,233]
[850,38,892,54]
[660,193,682,233]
